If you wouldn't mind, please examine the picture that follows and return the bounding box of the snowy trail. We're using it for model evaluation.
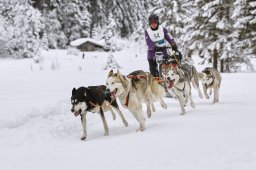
[1,50,256,170]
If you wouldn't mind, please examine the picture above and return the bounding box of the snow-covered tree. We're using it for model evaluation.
[0,16,8,58]
[43,9,67,49]
[88,0,152,38]
[41,32,49,51]
[24,0,153,48]
[59,0,91,41]
[130,23,145,53]
[102,13,117,51]
[151,0,188,37]
[31,0,91,48]
[0,0,44,58]
[151,0,194,59]
[103,54,121,70]
[231,0,256,70]
[178,0,235,70]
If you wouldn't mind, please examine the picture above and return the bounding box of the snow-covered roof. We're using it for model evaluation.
[70,38,105,47]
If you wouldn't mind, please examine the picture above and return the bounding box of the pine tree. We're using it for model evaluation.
[0,0,44,58]
[232,0,256,70]
[44,9,67,49]
[0,16,8,58]
[102,13,117,51]
[152,0,194,59]
[103,54,121,70]
[180,0,234,70]
[60,0,91,41]
[88,0,151,38]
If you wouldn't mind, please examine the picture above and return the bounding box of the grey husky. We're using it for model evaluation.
[180,63,203,98]
[106,70,167,132]
[198,67,222,103]
[161,64,196,114]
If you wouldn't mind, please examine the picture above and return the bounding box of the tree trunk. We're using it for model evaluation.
[220,59,224,73]
[213,48,218,70]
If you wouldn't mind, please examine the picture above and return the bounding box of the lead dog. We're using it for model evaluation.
[71,85,128,140]
[198,67,222,103]
[106,70,167,132]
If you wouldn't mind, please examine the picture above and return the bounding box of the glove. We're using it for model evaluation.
[171,43,178,51]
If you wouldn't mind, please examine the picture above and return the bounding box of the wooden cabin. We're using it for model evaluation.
[70,38,105,51]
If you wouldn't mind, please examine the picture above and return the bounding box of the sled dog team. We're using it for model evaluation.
[71,66,222,140]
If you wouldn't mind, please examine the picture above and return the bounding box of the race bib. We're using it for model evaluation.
[147,25,165,47]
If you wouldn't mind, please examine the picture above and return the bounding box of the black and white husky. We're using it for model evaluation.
[71,85,128,140]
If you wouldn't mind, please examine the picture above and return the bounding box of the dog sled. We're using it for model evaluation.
[153,46,182,97]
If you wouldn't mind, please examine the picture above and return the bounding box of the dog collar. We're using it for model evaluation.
[173,81,186,92]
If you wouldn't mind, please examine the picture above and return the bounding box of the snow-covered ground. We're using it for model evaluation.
[0,44,256,170]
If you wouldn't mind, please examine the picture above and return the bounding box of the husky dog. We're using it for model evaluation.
[71,85,128,140]
[180,63,203,98]
[198,67,222,103]
[161,64,195,114]
[106,70,167,132]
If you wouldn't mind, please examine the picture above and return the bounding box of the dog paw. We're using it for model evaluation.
[123,121,128,127]
[104,132,109,136]
[147,112,151,118]
[81,136,87,141]
[191,103,195,108]
[161,104,167,109]
[113,116,116,121]
[180,112,186,115]
[206,96,209,99]
[136,128,145,132]
[180,110,186,115]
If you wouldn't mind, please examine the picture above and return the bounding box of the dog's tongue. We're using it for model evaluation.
[168,80,174,88]
[74,112,80,117]
[110,90,116,99]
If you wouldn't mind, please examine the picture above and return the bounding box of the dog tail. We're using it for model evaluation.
[147,73,166,98]
[191,66,200,88]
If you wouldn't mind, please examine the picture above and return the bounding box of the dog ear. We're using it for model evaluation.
[117,69,122,77]
[84,88,87,97]
[72,88,76,95]
[108,70,114,77]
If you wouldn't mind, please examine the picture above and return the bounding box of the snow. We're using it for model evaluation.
[0,44,256,170]
[70,38,105,47]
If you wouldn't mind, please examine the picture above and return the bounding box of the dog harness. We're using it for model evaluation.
[124,93,130,107]
[127,75,147,80]
[88,100,115,109]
